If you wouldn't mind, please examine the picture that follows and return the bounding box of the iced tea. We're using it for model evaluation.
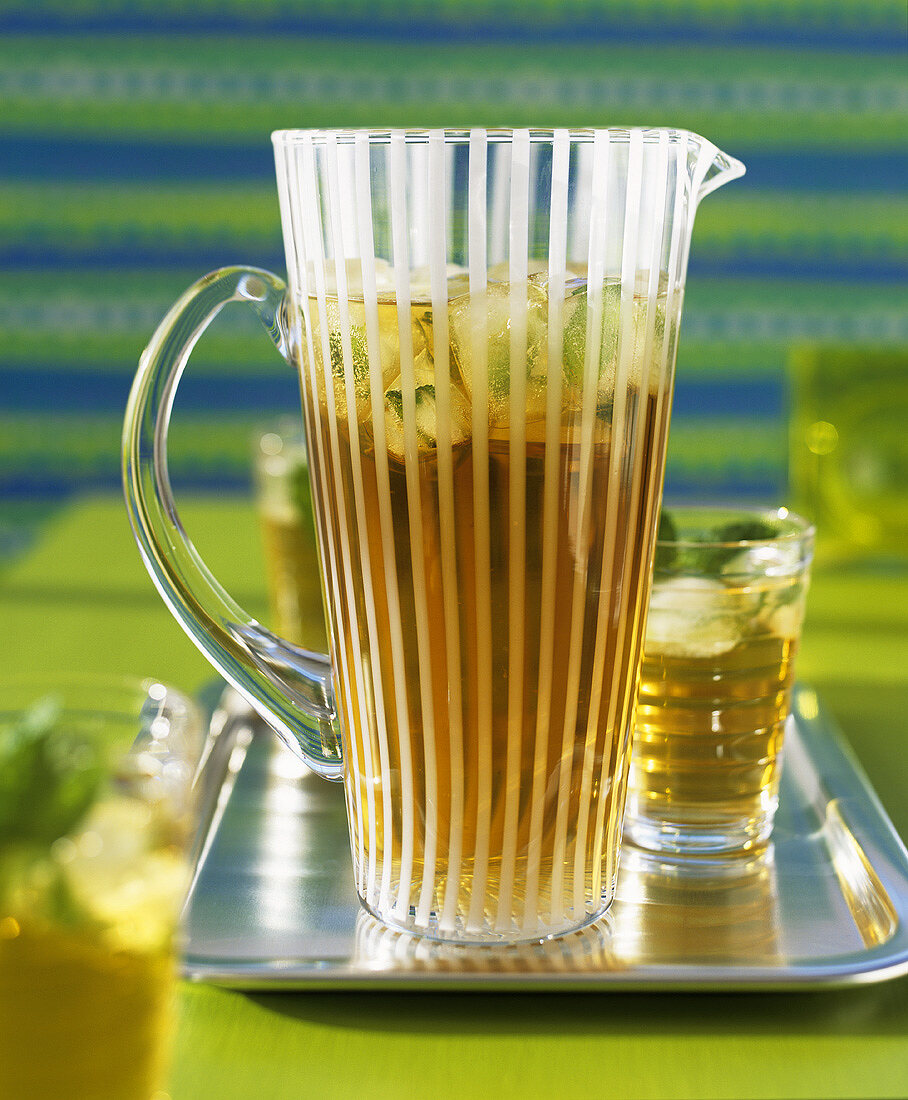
[295,266,680,939]
[625,507,814,854]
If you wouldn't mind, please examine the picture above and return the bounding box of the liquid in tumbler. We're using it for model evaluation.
[626,508,814,855]
[0,686,193,1100]
[296,265,680,939]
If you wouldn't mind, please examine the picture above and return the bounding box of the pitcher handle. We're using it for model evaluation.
[122,266,343,780]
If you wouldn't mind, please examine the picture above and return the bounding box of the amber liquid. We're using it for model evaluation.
[298,283,677,939]
[0,925,174,1100]
[0,792,183,1099]
[629,580,803,852]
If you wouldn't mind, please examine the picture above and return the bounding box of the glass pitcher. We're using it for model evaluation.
[123,128,744,942]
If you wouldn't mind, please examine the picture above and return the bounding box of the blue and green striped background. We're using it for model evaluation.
[1,0,906,560]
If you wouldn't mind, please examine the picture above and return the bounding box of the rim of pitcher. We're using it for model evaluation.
[271,128,746,200]
[273,126,725,148]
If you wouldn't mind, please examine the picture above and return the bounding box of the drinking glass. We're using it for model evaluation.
[611,845,781,963]
[0,676,202,1099]
[254,420,328,653]
[624,506,814,855]
[123,128,744,941]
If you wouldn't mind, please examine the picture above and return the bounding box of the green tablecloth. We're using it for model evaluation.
[2,495,906,1099]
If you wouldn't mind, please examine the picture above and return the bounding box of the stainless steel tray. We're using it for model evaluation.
[182,685,908,990]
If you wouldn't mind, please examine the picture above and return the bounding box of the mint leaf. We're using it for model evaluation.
[715,520,777,546]
[653,513,782,575]
[385,389,404,419]
[0,696,105,850]
[329,324,370,384]
[701,519,778,574]
[415,383,436,407]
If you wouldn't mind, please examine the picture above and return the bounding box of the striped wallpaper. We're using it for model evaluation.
[0,0,905,555]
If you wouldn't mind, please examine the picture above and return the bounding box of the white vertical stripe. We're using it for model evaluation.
[290,138,366,895]
[336,141,359,259]
[627,128,670,569]
[572,130,664,914]
[523,127,570,928]
[353,133,417,922]
[594,133,687,878]
[389,131,440,928]
[325,133,396,915]
[301,134,380,905]
[548,130,609,926]
[656,132,689,438]
[284,142,367,891]
[680,137,715,283]
[496,127,530,933]
[527,139,539,258]
[570,137,593,266]
[465,129,494,935]
[598,130,651,890]
[273,141,302,303]
[409,140,429,269]
[446,140,458,264]
[428,132,467,932]
[489,142,510,267]
[671,132,695,293]
[585,130,647,901]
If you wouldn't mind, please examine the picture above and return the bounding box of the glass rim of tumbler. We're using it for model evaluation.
[271,126,730,150]
[655,505,815,567]
[0,672,198,723]
[0,673,204,801]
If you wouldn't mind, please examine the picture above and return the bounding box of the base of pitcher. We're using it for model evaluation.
[356,896,612,946]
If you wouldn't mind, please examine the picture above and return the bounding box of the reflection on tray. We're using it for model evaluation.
[785,686,897,951]
[611,846,781,965]
[182,688,908,988]
[351,847,783,974]
[354,911,617,974]
[823,801,897,949]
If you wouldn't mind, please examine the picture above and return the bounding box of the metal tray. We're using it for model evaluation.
[182,685,908,990]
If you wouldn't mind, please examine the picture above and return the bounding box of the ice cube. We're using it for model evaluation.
[487,260,548,284]
[307,257,396,299]
[446,271,471,299]
[408,264,469,303]
[450,277,639,429]
[448,281,564,428]
[563,283,668,418]
[720,542,803,579]
[383,349,470,463]
[61,795,186,947]
[644,577,750,659]
[309,299,373,424]
[309,297,431,426]
[756,578,806,638]
[763,599,804,639]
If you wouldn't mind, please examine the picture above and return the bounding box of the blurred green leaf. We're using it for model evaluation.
[0,696,105,852]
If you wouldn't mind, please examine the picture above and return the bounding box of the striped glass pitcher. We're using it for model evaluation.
[124,128,744,942]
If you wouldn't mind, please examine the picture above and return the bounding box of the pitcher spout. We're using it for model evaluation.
[691,135,746,203]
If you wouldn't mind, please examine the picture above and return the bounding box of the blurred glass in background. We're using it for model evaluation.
[0,677,203,1099]
[254,420,328,652]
